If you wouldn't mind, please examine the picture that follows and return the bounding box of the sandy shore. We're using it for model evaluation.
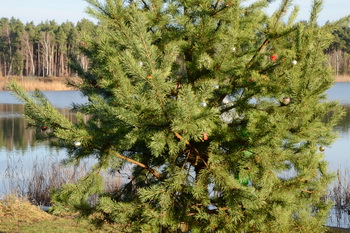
[0,75,349,92]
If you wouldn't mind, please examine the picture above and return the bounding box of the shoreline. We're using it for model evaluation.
[1,75,349,92]
[0,76,80,91]
[334,75,350,83]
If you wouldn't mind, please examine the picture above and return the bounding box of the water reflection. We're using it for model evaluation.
[0,104,78,152]
[335,105,350,135]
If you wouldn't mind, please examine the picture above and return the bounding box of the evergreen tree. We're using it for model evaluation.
[10,0,350,232]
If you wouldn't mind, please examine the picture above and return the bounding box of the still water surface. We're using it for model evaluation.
[0,86,350,173]
[0,85,350,225]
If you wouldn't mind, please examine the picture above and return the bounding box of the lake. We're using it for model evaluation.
[0,85,350,227]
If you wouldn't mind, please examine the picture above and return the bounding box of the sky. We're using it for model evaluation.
[0,0,349,25]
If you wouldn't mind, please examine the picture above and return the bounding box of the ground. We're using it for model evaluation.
[0,196,118,233]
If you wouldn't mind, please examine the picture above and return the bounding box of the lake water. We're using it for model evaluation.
[0,85,350,226]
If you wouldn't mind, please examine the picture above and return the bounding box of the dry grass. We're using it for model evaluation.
[0,76,80,91]
[0,195,54,222]
[0,195,118,232]
[330,169,350,212]
[335,75,350,83]
[3,156,123,206]
[1,75,348,92]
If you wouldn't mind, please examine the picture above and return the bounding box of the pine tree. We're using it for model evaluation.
[10,0,350,232]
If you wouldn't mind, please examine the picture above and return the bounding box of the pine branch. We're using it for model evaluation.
[115,152,160,179]
[141,0,150,10]
[246,38,270,68]
[246,0,292,68]
[213,0,220,10]
[210,2,232,17]
[174,132,199,155]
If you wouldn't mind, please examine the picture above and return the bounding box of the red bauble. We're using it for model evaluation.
[41,126,47,131]
[203,132,208,141]
[270,53,277,61]
[81,41,85,46]
[176,82,181,89]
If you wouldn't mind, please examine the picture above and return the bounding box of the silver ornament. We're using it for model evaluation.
[282,97,290,105]
[74,141,82,147]
[292,60,297,65]
[201,102,207,107]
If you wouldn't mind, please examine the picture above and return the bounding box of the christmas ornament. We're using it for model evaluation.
[81,41,85,46]
[203,132,208,141]
[176,82,181,89]
[41,126,47,131]
[214,85,219,89]
[240,129,249,138]
[292,60,297,65]
[281,97,290,106]
[226,1,233,7]
[242,150,253,158]
[270,53,277,61]
[238,175,250,185]
[319,146,325,152]
[147,75,153,79]
[138,61,143,67]
[74,141,82,147]
[201,102,207,107]
[231,46,236,52]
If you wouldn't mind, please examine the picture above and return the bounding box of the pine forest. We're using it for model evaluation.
[0,17,95,77]
[1,17,350,79]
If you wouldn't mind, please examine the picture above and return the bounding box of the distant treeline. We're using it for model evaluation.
[327,27,350,76]
[0,17,95,77]
[1,17,350,78]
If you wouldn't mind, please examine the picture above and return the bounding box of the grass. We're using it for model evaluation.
[0,196,347,233]
[0,195,119,233]
[335,75,350,82]
[0,76,80,91]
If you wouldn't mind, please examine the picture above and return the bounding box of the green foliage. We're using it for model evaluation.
[327,27,350,53]
[10,0,350,232]
[50,172,104,217]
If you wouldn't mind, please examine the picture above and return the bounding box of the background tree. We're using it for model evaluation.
[326,26,350,76]
[0,17,96,78]
[10,0,349,232]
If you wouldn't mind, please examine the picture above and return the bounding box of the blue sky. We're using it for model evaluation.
[0,0,348,25]
[0,0,93,24]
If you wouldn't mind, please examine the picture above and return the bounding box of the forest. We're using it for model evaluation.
[0,17,95,78]
[327,26,350,76]
[0,16,350,78]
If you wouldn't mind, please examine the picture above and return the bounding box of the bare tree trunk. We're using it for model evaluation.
[23,32,35,76]
[40,31,52,77]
